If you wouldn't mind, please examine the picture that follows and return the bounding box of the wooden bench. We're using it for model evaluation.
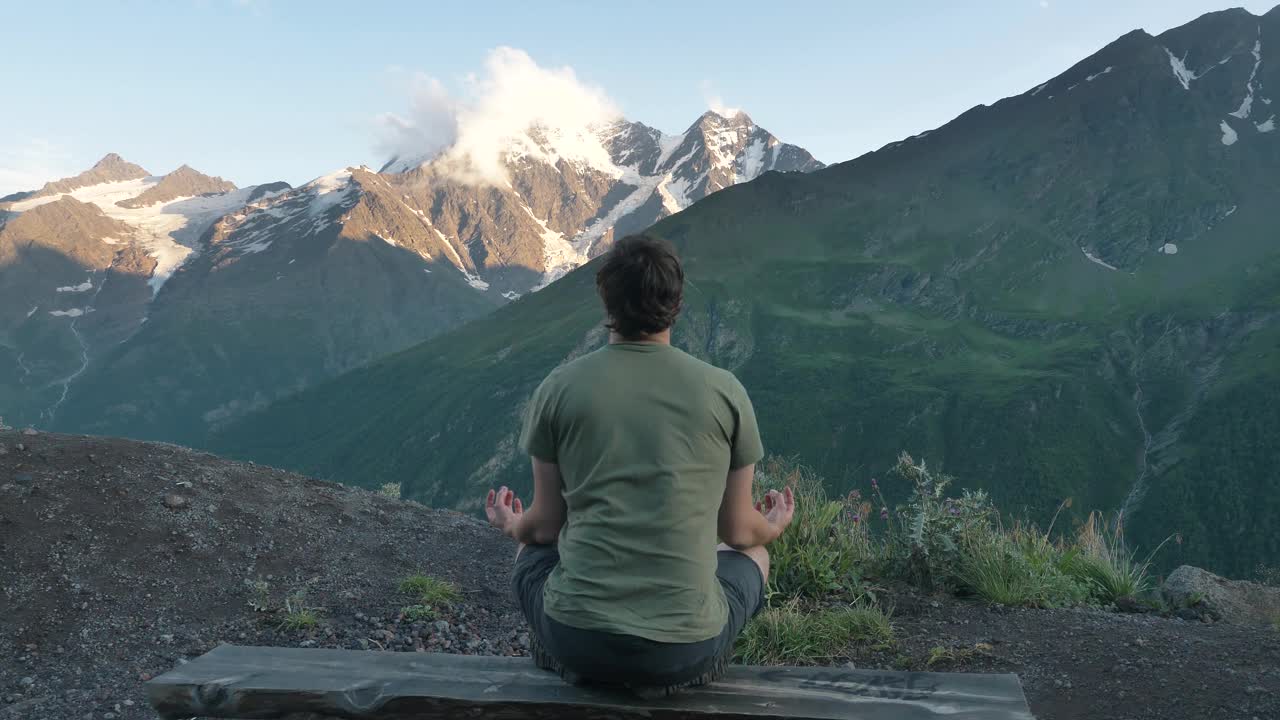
[146,645,1034,719]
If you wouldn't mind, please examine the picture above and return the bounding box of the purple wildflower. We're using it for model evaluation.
[880,507,890,521]
[871,477,879,490]
[851,514,861,524]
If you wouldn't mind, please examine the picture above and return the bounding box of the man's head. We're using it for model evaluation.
[595,234,684,340]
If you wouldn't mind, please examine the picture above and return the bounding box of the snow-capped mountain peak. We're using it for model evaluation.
[374,110,822,294]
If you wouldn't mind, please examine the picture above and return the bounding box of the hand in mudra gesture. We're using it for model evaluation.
[485,485,524,534]
[755,486,796,539]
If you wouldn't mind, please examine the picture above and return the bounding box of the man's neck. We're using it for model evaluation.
[609,329,672,345]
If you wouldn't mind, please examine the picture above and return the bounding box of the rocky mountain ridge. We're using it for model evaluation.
[0,107,820,443]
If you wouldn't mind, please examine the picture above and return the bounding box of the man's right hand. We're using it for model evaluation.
[755,487,796,540]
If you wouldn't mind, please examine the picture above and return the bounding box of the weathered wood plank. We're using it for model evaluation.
[146,645,1034,720]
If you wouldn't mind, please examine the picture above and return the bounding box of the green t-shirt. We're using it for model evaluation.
[519,341,765,643]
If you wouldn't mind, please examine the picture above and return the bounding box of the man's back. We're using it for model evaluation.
[520,341,762,643]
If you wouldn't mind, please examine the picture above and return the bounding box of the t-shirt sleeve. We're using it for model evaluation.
[519,377,559,462]
[728,376,765,470]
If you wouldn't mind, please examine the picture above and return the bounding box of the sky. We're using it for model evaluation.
[2,0,1276,195]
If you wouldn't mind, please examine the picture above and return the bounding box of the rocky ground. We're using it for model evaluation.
[2,430,1277,720]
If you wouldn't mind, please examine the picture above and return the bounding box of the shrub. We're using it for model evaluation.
[876,452,995,591]
[401,604,437,622]
[379,483,402,499]
[754,458,866,601]
[735,601,894,665]
[398,574,461,606]
[957,529,1087,608]
[1061,512,1164,604]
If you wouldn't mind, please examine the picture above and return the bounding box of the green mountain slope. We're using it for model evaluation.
[216,7,1280,577]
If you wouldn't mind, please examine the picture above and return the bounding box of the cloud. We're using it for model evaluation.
[0,139,76,197]
[1039,1,1050,8]
[700,80,741,119]
[376,47,620,184]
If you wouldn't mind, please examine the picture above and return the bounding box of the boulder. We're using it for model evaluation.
[1162,565,1280,626]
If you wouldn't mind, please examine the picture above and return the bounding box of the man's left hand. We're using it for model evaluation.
[485,486,524,534]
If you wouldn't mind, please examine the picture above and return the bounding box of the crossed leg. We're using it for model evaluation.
[717,543,770,583]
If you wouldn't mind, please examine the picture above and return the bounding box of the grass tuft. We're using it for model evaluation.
[734,602,893,665]
[398,574,461,606]
[1060,512,1163,604]
[278,608,320,631]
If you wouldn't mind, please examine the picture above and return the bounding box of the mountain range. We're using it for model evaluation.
[0,112,818,441]
[216,6,1280,577]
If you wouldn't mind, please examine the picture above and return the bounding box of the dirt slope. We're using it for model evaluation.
[1,430,1276,720]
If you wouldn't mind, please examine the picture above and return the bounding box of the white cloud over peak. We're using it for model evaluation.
[376,47,620,185]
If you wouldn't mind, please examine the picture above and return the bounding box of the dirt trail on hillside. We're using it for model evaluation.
[1,431,1276,720]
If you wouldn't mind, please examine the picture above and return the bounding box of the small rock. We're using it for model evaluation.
[162,494,189,510]
[18,677,33,687]
[433,620,450,633]
[15,443,24,451]
[1245,685,1268,695]
[21,428,37,436]
[0,445,8,456]
[103,713,116,720]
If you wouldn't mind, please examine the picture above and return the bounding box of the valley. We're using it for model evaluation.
[216,7,1280,576]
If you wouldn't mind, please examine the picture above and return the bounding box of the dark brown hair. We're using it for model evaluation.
[595,234,684,339]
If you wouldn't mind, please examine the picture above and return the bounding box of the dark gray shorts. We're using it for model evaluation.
[512,545,766,687]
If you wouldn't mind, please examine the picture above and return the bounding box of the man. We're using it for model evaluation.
[484,233,795,695]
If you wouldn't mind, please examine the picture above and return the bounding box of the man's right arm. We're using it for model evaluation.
[718,464,794,549]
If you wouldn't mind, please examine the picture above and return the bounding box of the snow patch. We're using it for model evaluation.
[1257,116,1276,133]
[1081,248,1119,271]
[1030,82,1049,96]
[502,291,521,301]
[56,280,93,293]
[26,306,37,318]
[49,308,87,317]
[1165,48,1198,90]
[1220,120,1239,146]
[1229,39,1263,120]
[1225,205,1238,217]
[736,138,767,184]
[462,270,489,291]
[1160,243,1179,255]
[654,131,687,170]
[521,202,590,288]
[101,236,123,245]
[1086,66,1114,82]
